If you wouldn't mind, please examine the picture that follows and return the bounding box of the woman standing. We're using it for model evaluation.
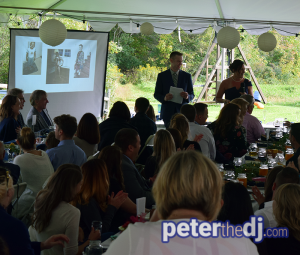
[216,59,253,104]
[0,95,21,142]
[12,127,54,221]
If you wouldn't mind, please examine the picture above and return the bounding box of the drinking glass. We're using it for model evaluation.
[258,148,267,159]
[275,152,285,165]
[233,157,242,167]
[91,221,102,233]
[237,173,247,188]
[263,110,267,124]
[259,163,268,176]
[285,148,294,161]
[249,143,258,158]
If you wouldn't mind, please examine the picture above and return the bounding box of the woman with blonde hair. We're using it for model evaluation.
[231,98,249,125]
[207,103,248,161]
[264,183,300,255]
[12,127,54,221]
[105,151,258,255]
[169,113,201,151]
[72,159,128,242]
[0,167,69,255]
[144,129,176,179]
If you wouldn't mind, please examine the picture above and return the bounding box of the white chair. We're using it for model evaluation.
[12,182,27,202]
[87,151,100,161]
[136,135,155,162]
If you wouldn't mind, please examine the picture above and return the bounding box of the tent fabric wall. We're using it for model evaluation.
[1,0,300,35]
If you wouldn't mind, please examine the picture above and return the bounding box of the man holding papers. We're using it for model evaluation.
[154,51,194,127]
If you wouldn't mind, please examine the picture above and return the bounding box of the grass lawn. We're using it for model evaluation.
[114,82,300,123]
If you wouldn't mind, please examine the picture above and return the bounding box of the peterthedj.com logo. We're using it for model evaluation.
[161,216,288,243]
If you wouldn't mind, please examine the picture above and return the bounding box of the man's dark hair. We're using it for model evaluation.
[135,97,150,113]
[275,167,299,188]
[114,128,139,153]
[170,51,183,59]
[194,103,208,115]
[290,123,300,144]
[53,114,77,138]
[180,104,196,122]
[109,101,131,122]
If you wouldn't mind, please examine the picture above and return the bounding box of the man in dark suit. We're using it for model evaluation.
[0,141,20,185]
[115,128,155,208]
[129,97,157,164]
[286,123,300,170]
[154,51,194,128]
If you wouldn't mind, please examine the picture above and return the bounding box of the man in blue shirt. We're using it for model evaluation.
[46,114,87,171]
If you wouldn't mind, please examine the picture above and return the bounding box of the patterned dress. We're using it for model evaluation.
[207,121,248,161]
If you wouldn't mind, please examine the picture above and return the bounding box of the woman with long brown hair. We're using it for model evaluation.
[144,130,176,179]
[29,164,83,255]
[73,113,100,158]
[207,103,248,161]
[72,159,128,242]
[0,95,21,142]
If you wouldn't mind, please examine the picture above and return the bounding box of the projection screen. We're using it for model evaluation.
[9,29,109,122]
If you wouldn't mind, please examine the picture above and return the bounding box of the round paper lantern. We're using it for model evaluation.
[258,33,277,52]
[39,19,67,46]
[217,26,240,49]
[140,22,154,35]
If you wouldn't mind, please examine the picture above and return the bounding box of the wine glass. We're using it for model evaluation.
[263,110,266,124]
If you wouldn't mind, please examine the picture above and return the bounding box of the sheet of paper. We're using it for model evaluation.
[169,86,184,104]
[136,197,146,216]
[32,115,36,125]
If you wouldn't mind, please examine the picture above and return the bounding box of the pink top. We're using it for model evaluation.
[243,112,265,143]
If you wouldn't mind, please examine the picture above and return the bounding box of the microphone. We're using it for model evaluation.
[240,82,245,93]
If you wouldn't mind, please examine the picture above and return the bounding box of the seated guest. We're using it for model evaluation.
[207,103,248,161]
[72,159,128,240]
[98,146,137,215]
[254,167,299,228]
[12,127,54,221]
[240,94,265,143]
[29,164,82,255]
[286,123,300,170]
[0,141,20,184]
[144,130,176,179]
[7,88,27,128]
[252,166,283,209]
[0,167,69,255]
[26,90,53,132]
[114,128,155,208]
[169,113,202,151]
[105,151,259,255]
[0,95,21,142]
[181,104,216,160]
[45,131,60,150]
[194,102,209,125]
[73,113,100,158]
[129,97,157,164]
[218,182,253,225]
[166,128,183,150]
[98,101,137,151]
[47,114,87,171]
[231,97,249,125]
[264,184,300,255]
[146,104,156,123]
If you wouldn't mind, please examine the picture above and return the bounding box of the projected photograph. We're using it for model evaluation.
[23,42,42,75]
[46,49,70,84]
[74,44,91,78]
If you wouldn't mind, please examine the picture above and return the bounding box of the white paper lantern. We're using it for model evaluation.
[217,26,240,49]
[140,22,154,35]
[39,19,67,46]
[258,33,277,52]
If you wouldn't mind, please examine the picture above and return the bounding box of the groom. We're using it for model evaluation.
[154,51,194,128]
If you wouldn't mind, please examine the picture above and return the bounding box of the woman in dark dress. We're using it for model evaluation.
[72,159,128,241]
[207,103,248,161]
[216,59,253,104]
[144,129,176,179]
[169,113,202,151]
[0,95,22,142]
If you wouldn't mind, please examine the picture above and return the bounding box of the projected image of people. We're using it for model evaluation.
[23,42,42,75]
[46,49,70,84]
[74,44,91,78]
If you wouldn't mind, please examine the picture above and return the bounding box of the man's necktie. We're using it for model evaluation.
[172,73,178,87]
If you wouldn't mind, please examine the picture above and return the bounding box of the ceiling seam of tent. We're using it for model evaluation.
[2,5,300,27]
[214,0,224,19]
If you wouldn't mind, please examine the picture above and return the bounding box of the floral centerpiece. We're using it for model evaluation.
[234,162,260,182]
[4,143,20,155]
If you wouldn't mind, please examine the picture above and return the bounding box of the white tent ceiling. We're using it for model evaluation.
[1,0,300,35]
